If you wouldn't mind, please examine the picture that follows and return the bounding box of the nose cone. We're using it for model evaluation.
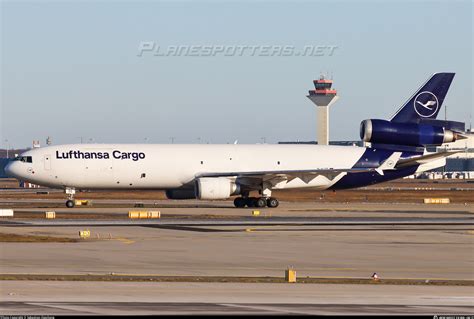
[4,161,19,179]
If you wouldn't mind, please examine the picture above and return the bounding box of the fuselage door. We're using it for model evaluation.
[44,154,51,170]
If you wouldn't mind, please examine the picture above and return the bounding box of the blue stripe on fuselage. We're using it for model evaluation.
[330,148,420,190]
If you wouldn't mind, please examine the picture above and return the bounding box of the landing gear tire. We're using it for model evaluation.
[245,197,256,208]
[65,200,75,208]
[234,196,278,208]
[234,197,246,208]
[255,197,267,208]
[267,197,279,208]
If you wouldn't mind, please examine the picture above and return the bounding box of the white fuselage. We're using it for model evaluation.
[6,144,367,190]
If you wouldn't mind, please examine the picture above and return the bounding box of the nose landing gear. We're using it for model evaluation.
[66,200,75,208]
[65,187,76,208]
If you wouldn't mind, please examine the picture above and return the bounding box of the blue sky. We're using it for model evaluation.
[1,0,472,148]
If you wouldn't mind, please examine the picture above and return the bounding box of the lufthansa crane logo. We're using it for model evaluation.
[413,91,439,118]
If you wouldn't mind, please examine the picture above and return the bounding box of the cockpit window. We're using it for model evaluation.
[14,156,33,163]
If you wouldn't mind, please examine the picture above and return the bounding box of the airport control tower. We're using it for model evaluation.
[307,75,339,145]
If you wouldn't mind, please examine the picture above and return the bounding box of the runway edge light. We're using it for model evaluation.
[0,209,14,217]
[424,198,450,204]
[45,211,56,219]
[285,267,297,283]
[79,230,91,239]
[128,210,161,219]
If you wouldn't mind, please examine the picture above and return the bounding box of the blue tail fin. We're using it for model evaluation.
[390,72,455,123]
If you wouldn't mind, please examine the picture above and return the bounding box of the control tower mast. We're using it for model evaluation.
[307,75,339,145]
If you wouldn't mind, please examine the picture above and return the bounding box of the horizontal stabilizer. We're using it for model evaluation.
[395,150,461,168]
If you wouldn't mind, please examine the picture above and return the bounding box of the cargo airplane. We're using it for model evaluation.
[5,72,466,208]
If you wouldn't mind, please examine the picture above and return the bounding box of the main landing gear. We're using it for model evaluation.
[233,196,279,208]
[65,187,76,208]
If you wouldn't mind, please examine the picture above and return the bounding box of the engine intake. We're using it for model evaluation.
[360,119,459,147]
[195,177,241,200]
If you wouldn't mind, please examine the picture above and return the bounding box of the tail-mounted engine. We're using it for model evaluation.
[360,119,461,147]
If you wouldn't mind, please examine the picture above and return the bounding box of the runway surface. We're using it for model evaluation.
[3,301,472,315]
[1,216,473,227]
[1,199,473,315]
[1,197,473,209]
[1,281,473,315]
[1,225,473,279]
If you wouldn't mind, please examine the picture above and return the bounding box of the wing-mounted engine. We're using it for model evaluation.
[195,177,241,200]
[360,119,463,147]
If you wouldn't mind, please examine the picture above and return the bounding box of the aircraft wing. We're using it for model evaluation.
[196,168,374,188]
[197,168,373,179]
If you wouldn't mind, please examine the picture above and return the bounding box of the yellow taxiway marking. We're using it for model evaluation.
[114,237,135,244]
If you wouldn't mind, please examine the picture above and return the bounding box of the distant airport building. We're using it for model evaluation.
[19,181,41,188]
[307,75,339,145]
[0,158,10,178]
